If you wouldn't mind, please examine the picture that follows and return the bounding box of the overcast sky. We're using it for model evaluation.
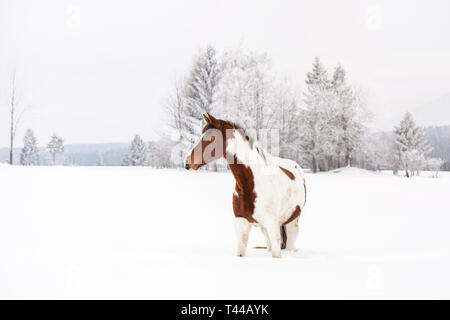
[1,0,450,147]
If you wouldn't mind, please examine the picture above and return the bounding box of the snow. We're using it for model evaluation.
[0,166,449,299]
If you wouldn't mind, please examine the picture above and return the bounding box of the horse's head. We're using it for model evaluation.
[185,113,234,170]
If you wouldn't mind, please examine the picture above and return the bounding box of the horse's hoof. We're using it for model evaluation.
[272,252,282,259]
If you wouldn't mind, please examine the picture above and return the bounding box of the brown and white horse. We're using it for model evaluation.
[185,114,306,258]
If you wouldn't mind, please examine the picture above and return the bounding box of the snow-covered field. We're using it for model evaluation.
[0,165,449,299]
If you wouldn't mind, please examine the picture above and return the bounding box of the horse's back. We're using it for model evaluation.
[268,156,307,209]
[273,157,305,183]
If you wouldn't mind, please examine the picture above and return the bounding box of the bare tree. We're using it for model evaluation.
[164,77,188,144]
[163,77,191,166]
[8,70,26,165]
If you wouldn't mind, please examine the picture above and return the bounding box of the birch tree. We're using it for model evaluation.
[164,77,191,165]
[8,70,26,165]
[47,134,65,165]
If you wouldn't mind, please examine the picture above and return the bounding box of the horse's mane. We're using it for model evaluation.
[220,120,268,163]
[203,118,268,162]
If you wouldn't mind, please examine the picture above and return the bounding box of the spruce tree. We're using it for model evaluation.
[20,129,40,165]
[331,65,365,167]
[301,57,334,172]
[393,112,432,177]
[184,45,221,146]
[123,134,147,166]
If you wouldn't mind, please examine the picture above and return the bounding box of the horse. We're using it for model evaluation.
[185,113,307,258]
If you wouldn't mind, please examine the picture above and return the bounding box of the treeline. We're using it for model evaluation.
[162,45,445,175]
[121,134,174,168]
[4,129,66,166]
[5,45,446,174]
[164,46,372,172]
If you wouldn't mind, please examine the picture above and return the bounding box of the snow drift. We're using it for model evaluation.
[0,166,449,299]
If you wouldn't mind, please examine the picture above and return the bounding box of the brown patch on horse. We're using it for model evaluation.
[189,115,260,224]
[283,205,301,226]
[229,154,257,224]
[253,246,268,249]
[279,166,295,180]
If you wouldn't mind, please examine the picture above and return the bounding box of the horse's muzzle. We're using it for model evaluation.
[185,162,200,170]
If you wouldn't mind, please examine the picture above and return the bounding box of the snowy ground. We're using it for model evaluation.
[0,165,449,299]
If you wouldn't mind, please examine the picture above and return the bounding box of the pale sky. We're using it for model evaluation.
[1,0,450,147]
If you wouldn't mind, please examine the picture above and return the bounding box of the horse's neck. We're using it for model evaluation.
[226,131,267,167]
[227,157,253,193]
[225,131,269,191]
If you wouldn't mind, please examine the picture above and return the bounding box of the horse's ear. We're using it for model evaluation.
[207,113,218,124]
[203,114,210,124]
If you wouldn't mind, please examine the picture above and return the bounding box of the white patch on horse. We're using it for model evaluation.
[234,217,251,257]
[227,130,306,258]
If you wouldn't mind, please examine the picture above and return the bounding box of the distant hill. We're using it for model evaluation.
[0,140,176,167]
[424,125,450,170]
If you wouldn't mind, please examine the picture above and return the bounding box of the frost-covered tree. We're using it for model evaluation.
[146,140,174,168]
[331,65,367,167]
[214,48,305,166]
[300,57,336,172]
[7,70,27,165]
[164,46,221,169]
[20,129,40,165]
[299,59,370,172]
[47,133,64,165]
[163,49,372,171]
[121,153,132,166]
[354,131,391,171]
[217,48,276,142]
[122,134,148,166]
[393,112,432,177]
[184,45,222,146]
[271,78,301,161]
[164,77,191,166]
[427,158,444,178]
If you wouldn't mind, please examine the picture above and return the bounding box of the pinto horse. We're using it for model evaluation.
[185,114,306,258]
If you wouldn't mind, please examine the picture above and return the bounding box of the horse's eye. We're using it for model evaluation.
[203,132,215,141]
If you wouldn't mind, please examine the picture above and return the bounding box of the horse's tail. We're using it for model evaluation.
[254,226,287,250]
[254,227,287,250]
[280,225,287,249]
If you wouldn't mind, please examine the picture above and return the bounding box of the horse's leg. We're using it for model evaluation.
[266,222,282,258]
[285,218,299,251]
[260,226,272,251]
[235,217,251,257]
